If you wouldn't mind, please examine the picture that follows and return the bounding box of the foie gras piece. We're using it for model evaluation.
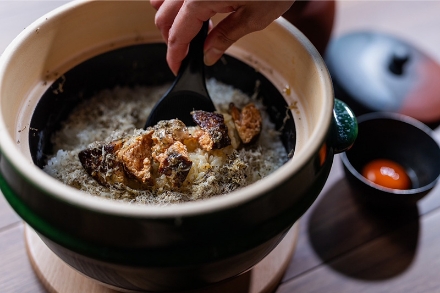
[229,103,262,144]
[151,119,190,163]
[191,110,231,151]
[78,136,152,190]
[151,119,193,188]
[79,119,194,189]
[116,130,154,184]
[158,141,192,188]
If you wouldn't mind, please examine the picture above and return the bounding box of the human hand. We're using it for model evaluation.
[151,0,295,75]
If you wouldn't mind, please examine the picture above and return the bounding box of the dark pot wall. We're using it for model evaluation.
[0,43,335,292]
[1,135,334,291]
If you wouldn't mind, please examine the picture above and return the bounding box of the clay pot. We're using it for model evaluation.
[0,1,356,291]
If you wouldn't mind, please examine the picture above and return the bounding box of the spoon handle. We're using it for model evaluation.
[144,21,215,128]
[170,21,210,96]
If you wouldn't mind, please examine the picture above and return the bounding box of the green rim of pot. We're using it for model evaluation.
[0,148,331,267]
[0,172,95,254]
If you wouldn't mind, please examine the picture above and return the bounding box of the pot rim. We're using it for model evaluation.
[0,1,333,218]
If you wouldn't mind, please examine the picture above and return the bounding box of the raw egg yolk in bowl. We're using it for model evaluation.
[362,159,411,190]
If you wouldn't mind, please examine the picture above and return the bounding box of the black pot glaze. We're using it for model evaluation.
[0,44,333,291]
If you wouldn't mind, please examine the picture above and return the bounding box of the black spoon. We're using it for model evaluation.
[145,21,216,128]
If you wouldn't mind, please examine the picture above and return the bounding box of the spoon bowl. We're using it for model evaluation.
[145,21,215,127]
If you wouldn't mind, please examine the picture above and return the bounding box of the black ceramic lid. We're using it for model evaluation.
[325,31,440,124]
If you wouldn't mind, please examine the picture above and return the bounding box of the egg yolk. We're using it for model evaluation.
[362,159,411,190]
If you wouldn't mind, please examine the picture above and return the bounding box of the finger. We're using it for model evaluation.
[150,0,164,10]
[204,2,293,66]
[154,0,184,43]
[203,12,249,66]
[166,1,216,75]
[166,20,203,75]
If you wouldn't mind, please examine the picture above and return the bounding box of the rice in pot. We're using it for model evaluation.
[43,79,288,205]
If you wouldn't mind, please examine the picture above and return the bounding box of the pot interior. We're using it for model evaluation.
[29,43,296,168]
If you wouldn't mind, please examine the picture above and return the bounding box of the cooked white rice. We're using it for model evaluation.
[43,78,288,205]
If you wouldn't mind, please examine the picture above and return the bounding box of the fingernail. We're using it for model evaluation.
[204,48,223,66]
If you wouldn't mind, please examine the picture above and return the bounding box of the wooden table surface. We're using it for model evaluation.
[1,1,440,292]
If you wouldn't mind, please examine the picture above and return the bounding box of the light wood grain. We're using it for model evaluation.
[283,157,440,281]
[0,223,46,293]
[25,224,299,293]
[0,194,20,230]
[277,209,440,293]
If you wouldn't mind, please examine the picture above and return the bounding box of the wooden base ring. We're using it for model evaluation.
[25,223,299,293]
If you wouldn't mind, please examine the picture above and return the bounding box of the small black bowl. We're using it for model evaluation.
[341,112,440,206]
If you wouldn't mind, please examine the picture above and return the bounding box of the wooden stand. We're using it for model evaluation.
[25,223,299,293]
